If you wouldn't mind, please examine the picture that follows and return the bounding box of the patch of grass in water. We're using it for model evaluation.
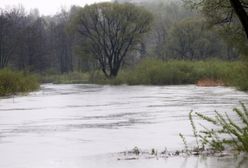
[180,102,248,155]
[0,69,39,96]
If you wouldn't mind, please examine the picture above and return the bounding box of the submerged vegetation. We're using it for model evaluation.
[181,103,248,154]
[0,69,39,96]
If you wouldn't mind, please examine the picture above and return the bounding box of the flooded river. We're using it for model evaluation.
[0,84,248,168]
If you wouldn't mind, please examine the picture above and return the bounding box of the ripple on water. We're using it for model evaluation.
[0,84,248,168]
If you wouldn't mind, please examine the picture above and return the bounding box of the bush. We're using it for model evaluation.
[39,59,248,91]
[181,103,248,153]
[92,58,244,87]
[228,63,248,90]
[39,71,90,84]
[0,69,39,96]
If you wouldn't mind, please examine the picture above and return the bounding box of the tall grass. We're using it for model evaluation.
[181,103,248,153]
[91,59,245,88]
[228,63,248,90]
[39,59,248,91]
[39,71,89,84]
[0,69,39,96]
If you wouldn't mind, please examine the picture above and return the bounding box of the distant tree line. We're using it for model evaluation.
[142,1,240,60]
[0,1,244,76]
[184,0,248,56]
[0,7,81,74]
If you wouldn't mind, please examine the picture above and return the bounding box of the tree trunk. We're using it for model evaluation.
[229,0,248,39]
[110,68,119,78]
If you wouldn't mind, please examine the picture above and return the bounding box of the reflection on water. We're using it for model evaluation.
[0,84,248,168]
[179,153,248,168]
[79,153,248,168]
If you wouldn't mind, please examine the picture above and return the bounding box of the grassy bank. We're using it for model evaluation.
[91,59,247,89]
[0,69,39,96]
[39,72,89,84]
[40,59,248,91]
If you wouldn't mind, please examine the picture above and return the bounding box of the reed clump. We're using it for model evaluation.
[92,59,244,88]
[180,103,248,154]
[0,69,39,96]
[39,71,89,84]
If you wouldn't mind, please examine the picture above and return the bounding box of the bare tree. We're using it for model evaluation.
[0,8,24,68]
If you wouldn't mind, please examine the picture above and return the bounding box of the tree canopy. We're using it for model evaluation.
[71,2,153,78]
[184,0,248,39]
[0,1,242,75]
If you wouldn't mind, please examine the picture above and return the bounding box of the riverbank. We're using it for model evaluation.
[0,69,39,96]
[39,71,89,84]
[40,59,248,91]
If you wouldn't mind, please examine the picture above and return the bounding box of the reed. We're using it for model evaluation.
[91,59,246,89]
[0,69,39,96]
[181,103,248,153]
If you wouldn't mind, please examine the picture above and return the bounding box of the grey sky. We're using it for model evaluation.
[0,0,111,15]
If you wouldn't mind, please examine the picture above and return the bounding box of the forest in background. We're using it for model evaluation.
[0,0,242,73]
[0,0,248,94]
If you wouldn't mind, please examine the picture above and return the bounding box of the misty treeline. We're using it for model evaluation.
[0,1,241,74]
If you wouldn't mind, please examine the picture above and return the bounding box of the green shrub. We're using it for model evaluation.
[228,63,248,90]
[39,71,90,84]
[0,69,39,96]
[92,58,244,87]
[39,59,248,91]
[182,103,248,153]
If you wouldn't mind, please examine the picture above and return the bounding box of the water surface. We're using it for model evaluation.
[0,84,247,168]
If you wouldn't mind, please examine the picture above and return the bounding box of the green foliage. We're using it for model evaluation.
[179,133,189,152]
[183,0,248,56]
[189,111,199,148]
[91,58,245,87]
[130,59,196,85]
[39,71,89,84]
[226,63,248,90]
[166,17,225,60]
[0,69,39,96]
[71,2,153,78]
[39,59,248,91]
[185,103,248,152]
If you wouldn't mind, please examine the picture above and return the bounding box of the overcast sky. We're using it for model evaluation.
[0,0,111,15]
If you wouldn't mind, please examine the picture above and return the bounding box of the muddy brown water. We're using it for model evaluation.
[0,84,248,168]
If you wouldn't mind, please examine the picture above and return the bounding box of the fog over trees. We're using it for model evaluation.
[0,0,246,75]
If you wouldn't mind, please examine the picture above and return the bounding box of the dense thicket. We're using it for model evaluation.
[0,1,243,75]
[91,59,244,87]
[0,69,39,96]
